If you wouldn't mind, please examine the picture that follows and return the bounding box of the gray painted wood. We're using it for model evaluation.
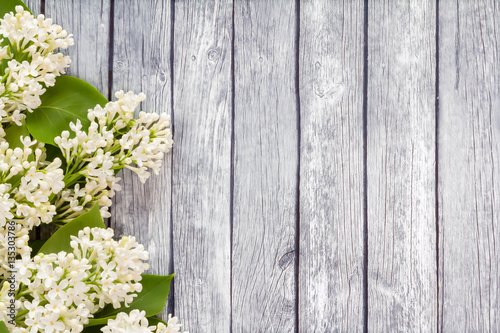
[22,0,500,331]
[171,1,232,332]
[367,1,437,331]
[438,1,500,331]
[232,1,298,332]
[23,0,40,15]
[110,0,173,321]
[299,1,365,332]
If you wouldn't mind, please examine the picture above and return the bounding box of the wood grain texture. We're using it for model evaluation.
[367,0,437,331]
[299,0,365,331]
[110,0,173,320]
[23,0,41,15]
[171,1,232,332]
[438,1,500,331]
[20,1,500,330]
[232,1,298,331]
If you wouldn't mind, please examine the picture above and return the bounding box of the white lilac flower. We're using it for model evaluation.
[0,227,149,332]
[101,309,187,333]
[54,91,173,219]
[0,137,67,276]
[101,310,155,333]
[0,91,172,273]
[0,6,177,333]
[157,314,189,333]
[0,6,73,123]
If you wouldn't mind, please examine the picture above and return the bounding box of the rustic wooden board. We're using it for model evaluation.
[171,1,232,331]
[299,0,365,331]
[367,1,437,331]
[18,0,500,331]
[232,1,298,331]
[109,0,174,320]
[23,0,40,15]
[438,1,500,330]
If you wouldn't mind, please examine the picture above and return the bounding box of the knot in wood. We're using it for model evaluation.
[207,48,220,62]
[115,61,125,70]
[278,251,295,270]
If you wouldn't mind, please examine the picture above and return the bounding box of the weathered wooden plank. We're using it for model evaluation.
[438,1,500,331]
[23,0,41,15]
[110,0,173,320]
[367,0,437,331]
[299,1,365,331]
[171,1,232,332]
[41,0,110,240]
[232,1,298,331]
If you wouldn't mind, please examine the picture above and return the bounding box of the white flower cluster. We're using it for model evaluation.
[1,227,149,332]
[0,89,175,272]
[0,136,64,276]
[101,310,187,333]
[0,90,173,244]
[0,137,65,228]
[55,91,173,218]
[0,6,73,124]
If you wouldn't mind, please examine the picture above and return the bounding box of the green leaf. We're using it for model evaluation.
[26,76,108,146]
[0,0,31,18]
[45,143,64,161]
[82,325,104,333]
[3,121,30,149]
[0,321,9,333]
[147,317,168,325]
[38,203,105,254]
[85,318,109,326]
[87,274,174,326]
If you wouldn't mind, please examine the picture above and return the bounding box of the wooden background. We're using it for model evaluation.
[26,0,500,332]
